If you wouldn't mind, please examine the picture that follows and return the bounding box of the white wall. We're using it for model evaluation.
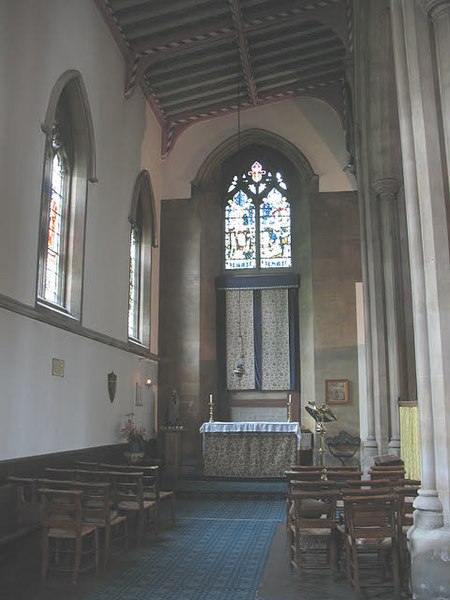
[0,0,162,459]
[160,96,356,199]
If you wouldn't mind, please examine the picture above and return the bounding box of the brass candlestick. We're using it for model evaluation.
[287,393,292,423]
[305,400,337,480]
[208,394,215,423]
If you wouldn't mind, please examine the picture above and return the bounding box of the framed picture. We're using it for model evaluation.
[135,382,143,407]
[325,379,349,405]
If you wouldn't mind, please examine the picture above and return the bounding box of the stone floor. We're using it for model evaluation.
[258,523,411,600]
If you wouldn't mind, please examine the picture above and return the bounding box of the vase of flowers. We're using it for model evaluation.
[120,413,146,461]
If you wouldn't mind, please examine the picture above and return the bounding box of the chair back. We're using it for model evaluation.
[292,489,339,529]
[343,494,398,540]
[44,467,79,480]
[38,478,112,521]
[289,465,360,472]
[39,488,83,533]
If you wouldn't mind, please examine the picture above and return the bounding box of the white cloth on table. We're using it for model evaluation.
[199,421,301,446]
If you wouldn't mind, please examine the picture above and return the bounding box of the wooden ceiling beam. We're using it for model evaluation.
[258,68,344,95]
[130,17,234,48]
[154,63,239,91]
[114,0,214,26]
[156,71,239,100]
[254,43,345,77]
[228,0,258,105]
[92,0,133,60]
[125,37,236,97]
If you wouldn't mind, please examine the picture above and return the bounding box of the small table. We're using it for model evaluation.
[199,422,301,478]
[161,427,186,480]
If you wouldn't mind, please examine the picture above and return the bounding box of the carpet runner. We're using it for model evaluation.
[83,484,284,600]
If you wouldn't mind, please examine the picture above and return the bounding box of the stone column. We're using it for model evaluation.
[372,177,402,456]
[423,1,450,189]
[390,1,450,597]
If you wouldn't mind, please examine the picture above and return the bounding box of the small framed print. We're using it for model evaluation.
[325,379,349,405]
[135,383,143,407]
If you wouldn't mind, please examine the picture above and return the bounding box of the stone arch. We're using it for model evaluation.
[41,69,97,183]
[192,128,316,190]
[130,169,158,248]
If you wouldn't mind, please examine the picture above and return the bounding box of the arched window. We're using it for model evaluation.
[225,159,291,270]
[128,171,157,347]
[37,71,96,319]
[128,219,142,341]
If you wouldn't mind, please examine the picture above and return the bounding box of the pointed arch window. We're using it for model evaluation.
[128,171,157,348]
[225,160,291,270]
[44,122,71,305]
[37,70,96,319]
[128,219,142,341]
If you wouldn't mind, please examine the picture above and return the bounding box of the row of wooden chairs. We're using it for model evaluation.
[8,461,175,584]
[286,464,418,598]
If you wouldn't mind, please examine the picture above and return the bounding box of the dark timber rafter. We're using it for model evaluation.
[228,0,258,106]
[94,0,348,158]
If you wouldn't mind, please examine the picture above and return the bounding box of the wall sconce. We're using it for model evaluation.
[145,376,152,388]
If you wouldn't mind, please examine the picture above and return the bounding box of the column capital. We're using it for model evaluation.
[421,0,450,21]
[372,177,401,201]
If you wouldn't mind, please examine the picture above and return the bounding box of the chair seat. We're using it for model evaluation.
[354,537,392,550]
[160,490,174,499]
[118,499,155,511]
[83,510,120,524]
[298,527,332,536]
[48,524,97,538]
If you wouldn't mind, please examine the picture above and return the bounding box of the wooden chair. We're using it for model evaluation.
[39,488,99,584]
[325,430,361,466]
[102,464,177,527]
[97,471,157,543]
[289,465,361,472]
[44,467,80,480]
[395,484,419,586]
[288,489,339,577]
[342,494,401,599]
[286,479,334,528]
[369,467,405,481]
[38,478,127,569]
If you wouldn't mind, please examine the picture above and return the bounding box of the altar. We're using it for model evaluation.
[199,422,300,478]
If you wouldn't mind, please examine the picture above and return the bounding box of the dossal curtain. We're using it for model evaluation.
[216,274,299,391]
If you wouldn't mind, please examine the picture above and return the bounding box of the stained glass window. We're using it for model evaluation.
[128,224,141,339]
[224,160,291,270]
[225,190,256,269]
[260,188,291,268]
[43,125,70,305]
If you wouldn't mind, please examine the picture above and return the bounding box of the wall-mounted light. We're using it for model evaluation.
[145,376,152,388]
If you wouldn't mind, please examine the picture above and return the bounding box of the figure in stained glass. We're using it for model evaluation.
[224,159,291,270]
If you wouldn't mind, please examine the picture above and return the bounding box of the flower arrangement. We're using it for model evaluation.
[120,413,146,451]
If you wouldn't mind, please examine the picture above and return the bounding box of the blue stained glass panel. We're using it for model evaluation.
[260,188,291,268]
[225,190,256,269]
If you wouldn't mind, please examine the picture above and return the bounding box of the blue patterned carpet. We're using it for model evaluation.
[83,494,284,600]
[177,479,287,498]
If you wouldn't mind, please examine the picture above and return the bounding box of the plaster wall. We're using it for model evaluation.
[160,97,356,199]
[0,0,162,459]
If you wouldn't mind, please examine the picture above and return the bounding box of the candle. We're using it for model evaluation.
[209,394,213,404]
[288,393,292,404]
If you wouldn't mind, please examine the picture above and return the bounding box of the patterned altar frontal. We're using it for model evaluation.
[200,422,300,478]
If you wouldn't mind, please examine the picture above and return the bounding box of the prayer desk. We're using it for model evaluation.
[199,422,300,478]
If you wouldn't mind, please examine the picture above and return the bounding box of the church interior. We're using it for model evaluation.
[1,0,450,598]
